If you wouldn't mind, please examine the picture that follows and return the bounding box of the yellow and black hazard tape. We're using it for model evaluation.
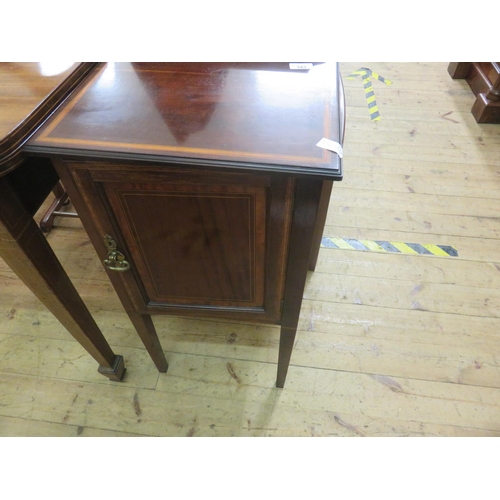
[362,75,381,121]
[346,67,393,122]
[321,237,458,257]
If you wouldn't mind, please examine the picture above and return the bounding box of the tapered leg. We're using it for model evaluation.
[0,178,125,381]
[49,158,169,374]
[308,180,333,271]
[126,312,168,372]
[277,178,324,388]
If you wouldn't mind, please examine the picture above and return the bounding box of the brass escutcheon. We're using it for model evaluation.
[103,234,130,271]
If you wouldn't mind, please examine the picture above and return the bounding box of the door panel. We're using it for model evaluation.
[66,161,293,323]
[104,181,266,307]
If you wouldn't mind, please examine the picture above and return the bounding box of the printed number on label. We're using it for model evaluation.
[289,63,313,70]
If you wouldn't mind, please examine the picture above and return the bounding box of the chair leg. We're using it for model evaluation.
[40,181,78,233]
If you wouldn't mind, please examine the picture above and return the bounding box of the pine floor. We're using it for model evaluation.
[1,62,500,437]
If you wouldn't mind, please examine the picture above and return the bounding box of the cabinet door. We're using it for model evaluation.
[66,161,294,323]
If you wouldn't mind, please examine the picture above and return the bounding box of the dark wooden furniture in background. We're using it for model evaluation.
[26,62,345,387]
[0,62,125,380]
[448,62,500,123]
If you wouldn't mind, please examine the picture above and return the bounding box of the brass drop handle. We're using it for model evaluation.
[103,234,130,272]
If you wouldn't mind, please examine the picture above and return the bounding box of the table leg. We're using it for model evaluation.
[277,178,324,388]
[126,312,168,373]
[0,178,125,381]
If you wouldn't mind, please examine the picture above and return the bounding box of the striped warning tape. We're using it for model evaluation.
[321,237,458,257]
[346,67,392,121]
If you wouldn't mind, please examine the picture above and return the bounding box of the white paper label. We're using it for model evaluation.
[289,63,313,70]
[316,138,343,158]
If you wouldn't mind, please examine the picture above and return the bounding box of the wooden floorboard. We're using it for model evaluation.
[1,62,500,437]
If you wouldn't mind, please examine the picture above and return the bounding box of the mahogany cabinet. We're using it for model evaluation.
[26,62,345,387]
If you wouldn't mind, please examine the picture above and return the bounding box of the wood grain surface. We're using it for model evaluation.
[0,62,97,173]
[2,62,500,436]
[26,62,343,177]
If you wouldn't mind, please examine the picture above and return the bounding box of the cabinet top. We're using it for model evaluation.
[26,63,344,179]
[0,62,97,174]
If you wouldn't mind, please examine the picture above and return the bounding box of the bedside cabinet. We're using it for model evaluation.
[25,62,345,387]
